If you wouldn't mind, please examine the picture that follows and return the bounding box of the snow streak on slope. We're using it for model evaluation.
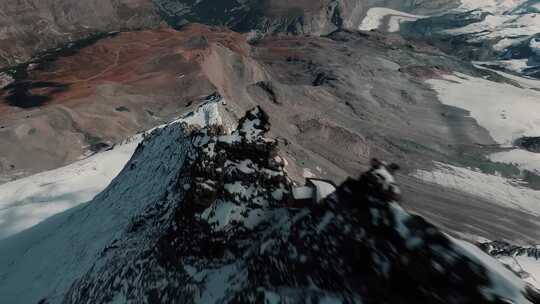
[0,101,224,240]
[359,8,427,32]
[443,13,540,44]
[475,64,540,89]
[0,138,141,240]
[499,254,540,289]
[482,242,540,291]
[458,0,528,14]
[0,116,197,304]
[453,238,530,301]
[413,162,540,216]
[0,105,537,304]
[490,149,540,174]
[427,73,540,146]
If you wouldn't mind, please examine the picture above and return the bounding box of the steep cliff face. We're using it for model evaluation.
[1,102,538,304]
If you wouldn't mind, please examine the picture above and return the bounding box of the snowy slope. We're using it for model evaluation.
[490,149,540,174]
[481,241,540,290]
[0,138,140,240]
[413,162,540,216]
[442,13,540,45]
[359,8,427,32]
[500,254,540,290]
[394,0,540,77]
[0,103,537,304]
[427,72,540,146]
[457,0,529,13]
[0,100,226,240]
[0,113,199,304]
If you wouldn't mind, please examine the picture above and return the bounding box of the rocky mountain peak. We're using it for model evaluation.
[50,101,540,303]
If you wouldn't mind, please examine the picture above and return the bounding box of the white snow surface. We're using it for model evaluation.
[458,0,527,14]
[452,238,531,303]
[477,59,530,73]
[474,64,540,90]
[427,72,540,146]
[531,38,540,55]
[309,179,337,203]
[359,7,427,32]
[498,255,540,290]
[443,13,540,42]
[0,101,224,240]
[0,118,196,304]
[490,149,540,174]
[0,138,141,240]
[449,1,540,57]
[0,72,13,89]
[413,162,540,216]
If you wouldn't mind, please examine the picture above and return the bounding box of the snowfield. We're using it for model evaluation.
[490,149,540,174]
[427,72,540,146]
[452,238,530,301]
[476,59,530,74]
[0,101,225,304]
[499,254,540,290]
[413,162,540,216]
[0,120,195,304]
[457,0,528,14]
[448,0,540,63]
[359,8,427,32]
[0,138,141,240]
[0,101,225,240]
[443,13,540,43]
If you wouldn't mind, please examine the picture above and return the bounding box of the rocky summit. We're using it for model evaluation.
[0,103,535,304]
[2,1,540,303]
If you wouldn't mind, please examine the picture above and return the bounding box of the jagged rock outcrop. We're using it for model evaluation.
[480,241,540,293]
[481,241,540,260]
[52,106,539,303]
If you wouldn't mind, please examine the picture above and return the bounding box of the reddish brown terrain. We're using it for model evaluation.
[1,23,539,244]
[0,0,161,68]
[0,25,251,180]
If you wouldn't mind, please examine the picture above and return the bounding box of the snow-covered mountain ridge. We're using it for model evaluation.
[397,0,540,78]
[0,97,229,240]
[1,98,540,304]
[347,0,539,78]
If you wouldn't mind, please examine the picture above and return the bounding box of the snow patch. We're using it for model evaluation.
[0,119,195,304]
[452,238,529,303]
[457,0,528,14]
[0,100,224,240]
[427,72,540,146]
[0,72,13,89]
[360,8,427,32]
[0,138,140,240]
[490,149,540,174]
[413,162,540,216]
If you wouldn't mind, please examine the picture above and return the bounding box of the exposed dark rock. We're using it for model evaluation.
[312,72,338,86]
[480,241,540,261]
[115,106,130,112]
[515,137,540,153]
[59,106,534,304]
